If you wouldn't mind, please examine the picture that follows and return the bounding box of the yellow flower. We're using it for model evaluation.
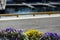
[26,29,44,37]
[38,32,43,35]
[26,32,30,36]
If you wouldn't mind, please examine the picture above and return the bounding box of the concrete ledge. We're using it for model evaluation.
[0,17,60,34]
[0,14,60,21]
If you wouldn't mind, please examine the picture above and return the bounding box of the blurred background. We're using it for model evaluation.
[0,0,60,14]
[7,0,60,3]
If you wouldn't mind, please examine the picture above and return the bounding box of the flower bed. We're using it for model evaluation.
[0,28,28,40]
[0,28,60,40]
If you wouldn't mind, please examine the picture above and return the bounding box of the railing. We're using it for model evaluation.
[0,14,19,17]
[0,11,60,17]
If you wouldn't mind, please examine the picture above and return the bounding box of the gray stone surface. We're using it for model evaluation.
[0,17,60,34]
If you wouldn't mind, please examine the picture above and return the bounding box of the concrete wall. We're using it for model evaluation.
[0,17,60,34]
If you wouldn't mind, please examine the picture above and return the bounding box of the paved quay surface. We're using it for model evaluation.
[0,15,60,34]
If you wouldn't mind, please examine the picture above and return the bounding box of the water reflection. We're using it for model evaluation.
[5,5,60,14]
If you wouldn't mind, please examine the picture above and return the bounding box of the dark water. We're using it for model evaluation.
[5,5,60,14]
[7,0,60,4]
[0,0,60,14]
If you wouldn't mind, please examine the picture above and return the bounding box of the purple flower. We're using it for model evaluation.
[0,30,2,33]
[6,28,16,32]
[43,32,60,40]
[45,32,57,37]
[58,35,60,39]
[17,29,23,33]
